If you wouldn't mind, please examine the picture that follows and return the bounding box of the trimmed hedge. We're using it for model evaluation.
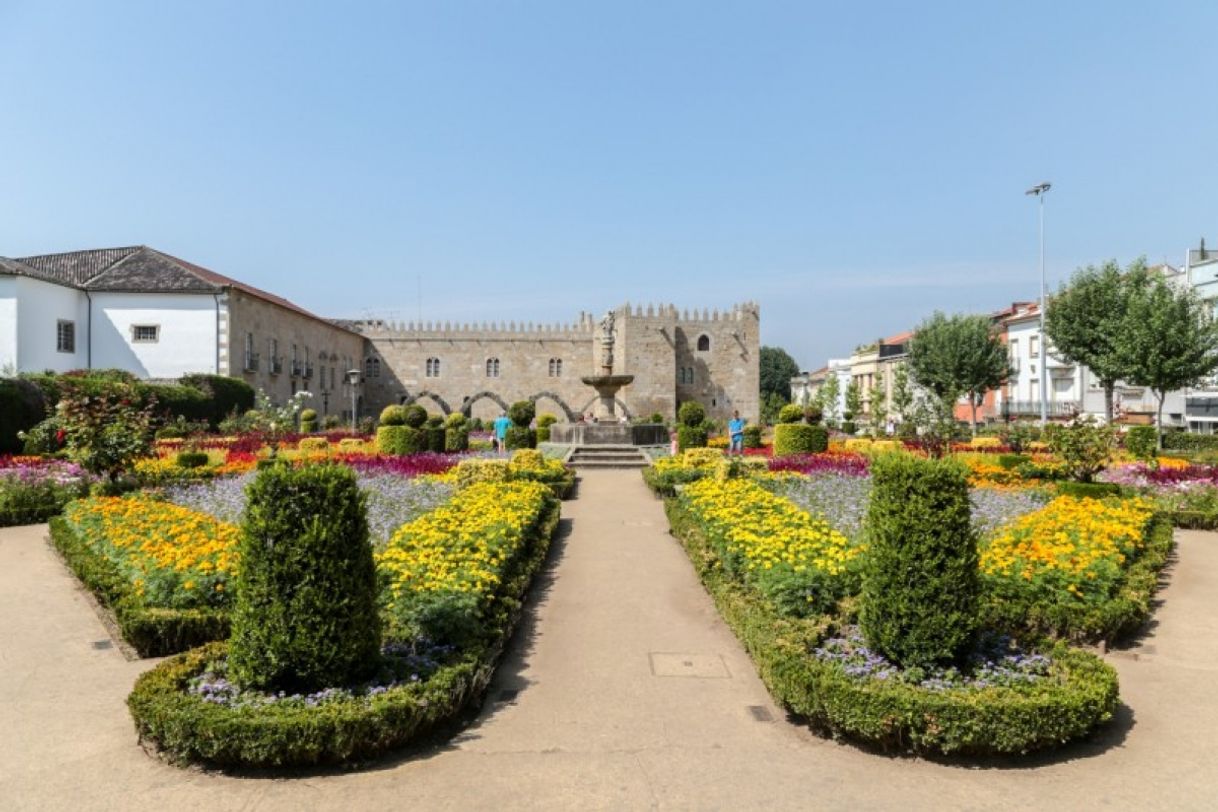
[0,378,48,453]
[1054,481,1125,499]
[178,374,255,427]
[49,517,229,656]
[980,516,1175,643]
[662,499,1120,756]
[375,425,426,455]
[1162,431,1218,452]
[127,495,561,768]
[505,426,535,450]
[773,423,827,455]
[742,425,763,449]
[678,401,706,427]
[444,427,470,452]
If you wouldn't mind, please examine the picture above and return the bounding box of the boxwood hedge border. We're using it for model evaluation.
[48,516,230,657]
[126,494,561,769]
[662,497,1120,756]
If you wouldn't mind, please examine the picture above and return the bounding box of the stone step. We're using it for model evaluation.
[568,458,650,469]
[570,452,646,461]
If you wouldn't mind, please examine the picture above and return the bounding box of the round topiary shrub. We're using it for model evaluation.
[299,408,318,422]
[742,425,763,448]
[376,425,408,455]
[678,401,706,428]
[298,436,329,453]
[777,403,804,424]
[1125,425,1158,462]
[535,413,558,443]
[425,414,444,428]
[402,404,428,428]
[861,454,978,670]
[228,463,381,693]
[508,401,535,428]
[445,426,470,452]
[379,405,406,426]
[444,412,466,429]
[505,426,535,450]
[803,405,823,425]
[840,420,857,436]
[677,425,708,452]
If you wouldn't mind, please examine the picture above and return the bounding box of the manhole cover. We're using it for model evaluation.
[747,705,773,722]
[648,652,731,678]
[91,640,112,650]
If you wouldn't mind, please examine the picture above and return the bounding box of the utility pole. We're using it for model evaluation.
[1026,182,1052,426]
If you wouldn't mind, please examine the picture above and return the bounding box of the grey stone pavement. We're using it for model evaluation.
[2,470,1217,810]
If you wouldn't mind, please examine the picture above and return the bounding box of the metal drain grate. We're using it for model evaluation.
[91,640,113,650]
[747,705,773,722]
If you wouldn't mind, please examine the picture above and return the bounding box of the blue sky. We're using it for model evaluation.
[3,1,1216,369]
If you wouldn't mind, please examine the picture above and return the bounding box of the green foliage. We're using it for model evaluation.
[229,464,381,693]
[649,412,665,424]
[1054,481,1124,499]
[1125,426,1158,463]
[0,468,89,527]
[996,453,1031,471]
[760,346,800,402]
[444,412,467,429]
[175,451,209,469]
[444,427,470,452]
[299,408,318,422]
[678,400,706,427]
[907,311,1010,431]
[505,426,536,450]
[1120,274,1218,439]
[379,405,406,426]
[890,364,913,421]
[1045,259,1142,421]
[20,416,65,455]
[840,420,857,436]
[742,425,763,448]
[773,424,827,455]
[508,400,535,428]
[677,425,708,452]
[137,382,211,425]
[376,425,426,455]
[861,454,979,669]
[1162,431,1218,452]
[48,518,229,656]
[57,378,156,480]
[402,404,428,428]
[179,374,256,428]
[536,413,558,429]
[1000,421,1041,452]
[777,403,804,424]
[125,496,561,768]
[802,404,823,425]
[843,379,862,420]
[816,374,841,426]
[426,426,446,453]
[0,378,48,454]
[1045,416,1116,482]
[662,500,1119,756]
[760,392,787,425]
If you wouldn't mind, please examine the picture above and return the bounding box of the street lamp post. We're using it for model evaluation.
[1026,182,1052,426]
[345,369,361,432]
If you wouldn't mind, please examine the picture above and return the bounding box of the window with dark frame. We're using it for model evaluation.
[56,320,75,353]
[131,324,159,343]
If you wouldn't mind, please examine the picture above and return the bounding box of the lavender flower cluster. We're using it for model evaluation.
[774,474,873,542]
[188,641,453,709]
[163,473,453,546]
[969,487,1049,536]
[812,627,1052,691]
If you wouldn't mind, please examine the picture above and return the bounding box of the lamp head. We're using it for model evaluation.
[1025,182,1052,196]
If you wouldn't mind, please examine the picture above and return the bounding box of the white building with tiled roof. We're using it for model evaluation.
[0,246,365,418]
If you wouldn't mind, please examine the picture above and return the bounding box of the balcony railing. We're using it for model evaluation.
[1000,400,1080,419]
[243,352,260,372]
[303,362,314,379]
[269,356,283,375]
[291,360,303,377]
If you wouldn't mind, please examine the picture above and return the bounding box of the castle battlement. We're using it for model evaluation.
[353,314,596,341]
[612,301,761,323]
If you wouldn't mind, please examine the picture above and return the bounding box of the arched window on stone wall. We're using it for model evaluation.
[697,334,711,352]
[548,358,563,377]
[486,357,500,377]
[365,357,380,378]
[426,357,441,378]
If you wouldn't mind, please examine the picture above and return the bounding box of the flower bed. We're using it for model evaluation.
[0,458,91,527]
[127,481,560,768]
[662,497,1120,756]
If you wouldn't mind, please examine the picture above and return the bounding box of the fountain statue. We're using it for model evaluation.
[581,310,634,421]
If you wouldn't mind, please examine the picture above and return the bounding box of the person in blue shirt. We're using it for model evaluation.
[728,410,746,455]
[493,411,512,453]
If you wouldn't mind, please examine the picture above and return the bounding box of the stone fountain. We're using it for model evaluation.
[548,310,668,447]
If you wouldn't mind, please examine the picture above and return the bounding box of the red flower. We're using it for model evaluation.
[55,430,66,444]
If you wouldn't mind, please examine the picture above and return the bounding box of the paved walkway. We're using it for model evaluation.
[3,470,1218,810]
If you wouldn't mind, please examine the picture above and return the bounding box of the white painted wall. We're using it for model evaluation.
[91,292,217,378]
[0,277,16,373]
[12,276,89,372]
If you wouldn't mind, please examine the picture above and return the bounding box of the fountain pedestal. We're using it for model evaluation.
[581,373,634,421]
[546,372,667,446]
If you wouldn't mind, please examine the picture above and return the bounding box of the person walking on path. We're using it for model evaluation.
[728,410,746,455]
[492,411,512,454]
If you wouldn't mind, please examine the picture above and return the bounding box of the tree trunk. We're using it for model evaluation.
[1103,381,1115,424]
[1155,391,1166,451]
[970,398,978,437]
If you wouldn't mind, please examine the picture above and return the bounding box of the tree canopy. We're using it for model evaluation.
[759,346,800,402]
[907,312,1010,433]
[1045,258,1147,421]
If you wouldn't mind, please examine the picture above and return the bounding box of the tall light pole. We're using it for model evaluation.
[1026,182,1052,426]
[346,369,361,432]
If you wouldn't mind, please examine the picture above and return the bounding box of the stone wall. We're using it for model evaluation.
[226,289,365,418]
[356,302,761,424]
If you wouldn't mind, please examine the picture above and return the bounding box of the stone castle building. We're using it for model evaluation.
[353,302,760,424]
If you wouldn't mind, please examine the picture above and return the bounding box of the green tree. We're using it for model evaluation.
[890,363,914,424]
[759,346,800,402]
[1045,258,1146,423]
[817,373,841,427]
[907,312,1010,435]
[844,378,862,421]
[1119,276,1218,446]
[761,391,787,425]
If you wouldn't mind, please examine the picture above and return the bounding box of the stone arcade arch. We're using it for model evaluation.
[461,390,511,417]
[529,391,578,422]
[401,390,453,415]
[578,395,631,420]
